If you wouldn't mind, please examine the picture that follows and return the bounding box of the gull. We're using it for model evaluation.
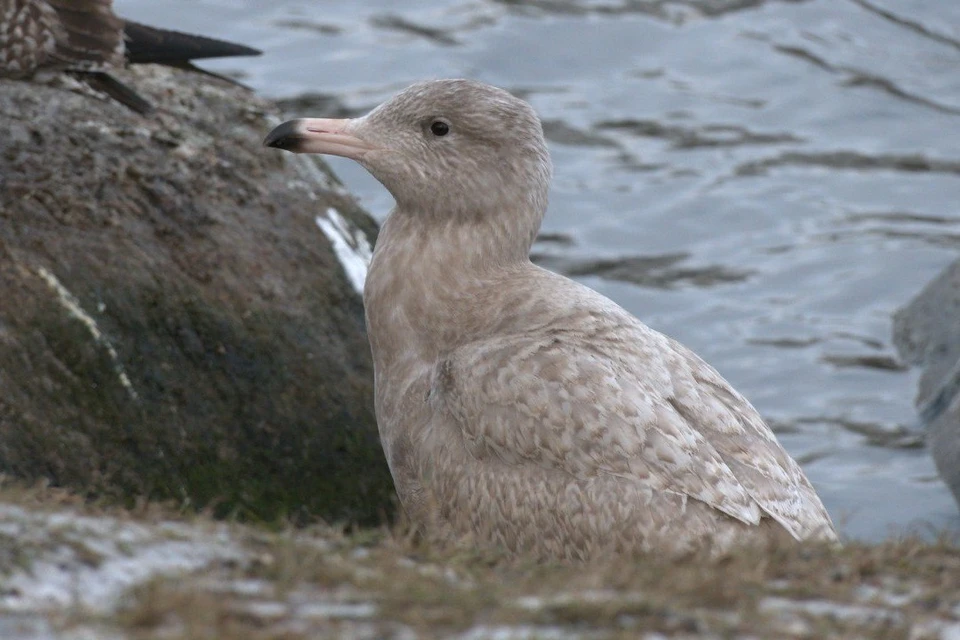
[264,79,838,559]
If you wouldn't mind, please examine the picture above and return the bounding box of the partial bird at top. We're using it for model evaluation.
[0,0,261,114]
[264,80,839,560]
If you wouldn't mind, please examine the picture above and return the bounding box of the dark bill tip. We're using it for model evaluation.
[263,120,307,151]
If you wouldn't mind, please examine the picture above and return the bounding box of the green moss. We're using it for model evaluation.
[0,66,393,532]
[0,276,394,528]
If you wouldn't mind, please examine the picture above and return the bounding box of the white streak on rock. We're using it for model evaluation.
[35,266,138,401]
[315,208,373,295]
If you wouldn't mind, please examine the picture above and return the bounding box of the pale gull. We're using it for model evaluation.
[264,79,838,559]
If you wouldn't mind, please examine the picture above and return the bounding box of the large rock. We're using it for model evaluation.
[893,258,960,509]
[0,66,394,524]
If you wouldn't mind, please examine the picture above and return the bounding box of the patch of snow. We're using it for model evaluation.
[0,613,56,640]
[315,208,373,294]
[0,613,127,640]
[856,582,921,608]
[59,628,127,640]
[457,626,594,640]
[941,622,960,640]
[297,601,378,619]
[202,578,272,597]
[0,503,243,615]
[515,589,644,611]
[351,547,371,560]
[910,619,960,640]
[242,600,288,620]
[759,596,901,626]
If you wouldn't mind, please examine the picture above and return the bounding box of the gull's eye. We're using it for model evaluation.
[430,120,450,137]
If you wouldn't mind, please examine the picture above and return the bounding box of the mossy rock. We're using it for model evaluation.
[0,66,394,525]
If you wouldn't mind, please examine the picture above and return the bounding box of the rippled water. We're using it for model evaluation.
[116,0,960,539]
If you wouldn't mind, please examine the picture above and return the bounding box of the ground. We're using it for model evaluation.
[0,483,957,640]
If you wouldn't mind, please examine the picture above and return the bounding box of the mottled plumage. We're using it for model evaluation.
[264,79,839,559]
[0,0,260,113]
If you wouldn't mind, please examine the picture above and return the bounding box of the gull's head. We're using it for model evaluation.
[265,79,552,226]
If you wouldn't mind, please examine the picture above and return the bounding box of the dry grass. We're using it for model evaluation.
[110,523,960,639]
[0,474,203,524]
[3,480,957,639]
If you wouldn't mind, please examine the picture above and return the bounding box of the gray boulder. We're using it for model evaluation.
[893,258,960,509]
[0,66,394,524]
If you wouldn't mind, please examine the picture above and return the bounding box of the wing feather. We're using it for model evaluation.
[666,340,834,539]
[434,318,835,541]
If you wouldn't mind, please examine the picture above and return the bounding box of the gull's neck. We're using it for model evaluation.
[364,205,540,365]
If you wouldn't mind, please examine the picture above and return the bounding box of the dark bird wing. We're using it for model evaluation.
[1,0,261,114]
[123,21,261,64]
[0,0,123,78]
[45,0,125,70]
[80,69,154,114]
[122,20,262,93]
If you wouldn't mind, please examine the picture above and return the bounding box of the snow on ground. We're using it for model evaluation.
[1,498,959,639]
[0,504,243,613]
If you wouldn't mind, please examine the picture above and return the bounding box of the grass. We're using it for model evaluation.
[1,479,957,639]
[111,526,960,639]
